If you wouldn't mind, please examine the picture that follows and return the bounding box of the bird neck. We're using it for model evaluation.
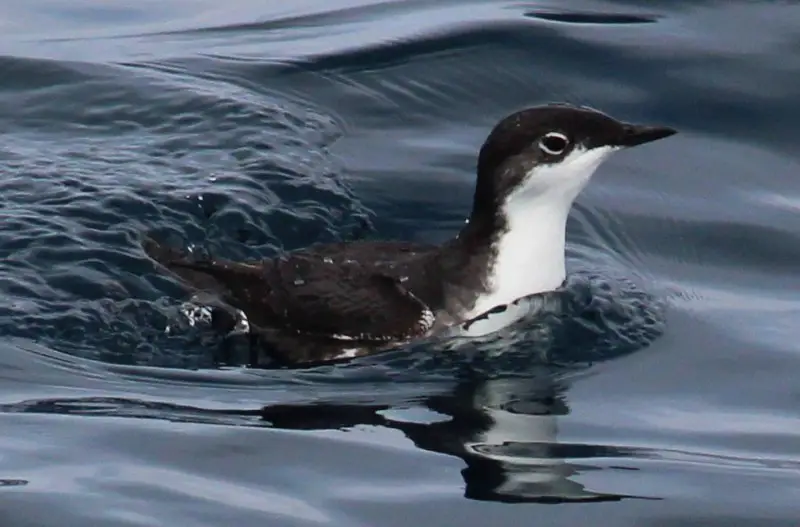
[454,191,572,318]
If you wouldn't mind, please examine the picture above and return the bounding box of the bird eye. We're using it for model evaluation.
[539,132,569,155]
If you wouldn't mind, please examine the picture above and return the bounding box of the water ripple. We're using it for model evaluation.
[1,0,800,525]
[526,11,659,25]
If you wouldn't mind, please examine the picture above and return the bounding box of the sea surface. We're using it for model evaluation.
[2,0,800,525]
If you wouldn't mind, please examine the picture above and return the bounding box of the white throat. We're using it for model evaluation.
[460,146,614,335]
[468,194,572,318]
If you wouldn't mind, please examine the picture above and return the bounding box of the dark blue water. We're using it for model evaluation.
[2,0,800,525]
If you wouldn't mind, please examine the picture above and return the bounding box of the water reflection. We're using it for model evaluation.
[0,273,665,503]
[257,273,665,503]
[260,369,657,503]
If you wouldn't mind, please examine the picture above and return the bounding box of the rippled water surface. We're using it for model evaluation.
[2,0,800,525]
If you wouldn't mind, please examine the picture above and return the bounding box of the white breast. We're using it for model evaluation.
[459,197,570,337]
[458,146,615,337]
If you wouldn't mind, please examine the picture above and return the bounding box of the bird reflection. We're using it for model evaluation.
[258,273,665,503]
[259,369,656,503]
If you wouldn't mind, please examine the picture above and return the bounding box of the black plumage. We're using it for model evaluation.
[143,237,453,365]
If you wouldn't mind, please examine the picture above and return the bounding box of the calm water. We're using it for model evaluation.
[2,0,800,525]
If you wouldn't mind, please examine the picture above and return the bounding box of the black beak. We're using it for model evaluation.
[617,123,677,147]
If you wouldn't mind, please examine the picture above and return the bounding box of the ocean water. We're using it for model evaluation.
[2,0,800,525]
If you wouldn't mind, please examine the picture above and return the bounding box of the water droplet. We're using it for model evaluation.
[294,279,305,286]
[400,276,409,283]
[323,257,333,264]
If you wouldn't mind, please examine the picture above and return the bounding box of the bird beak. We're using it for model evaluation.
[617,123,677,147]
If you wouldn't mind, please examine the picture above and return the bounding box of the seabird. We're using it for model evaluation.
[141,103,676,366]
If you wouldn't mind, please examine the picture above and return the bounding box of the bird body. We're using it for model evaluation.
[143,103,676,366]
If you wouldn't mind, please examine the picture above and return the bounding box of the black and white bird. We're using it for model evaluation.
[142,103,676,366]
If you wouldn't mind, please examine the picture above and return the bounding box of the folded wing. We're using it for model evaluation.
[142,236,435,343]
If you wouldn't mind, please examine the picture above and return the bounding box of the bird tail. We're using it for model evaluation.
[141,235,234,294]
[141,235,190,266]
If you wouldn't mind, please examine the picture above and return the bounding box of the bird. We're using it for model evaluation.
[141,103,677,367]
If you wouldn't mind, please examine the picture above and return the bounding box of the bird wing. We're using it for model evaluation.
[142,237,435,342]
